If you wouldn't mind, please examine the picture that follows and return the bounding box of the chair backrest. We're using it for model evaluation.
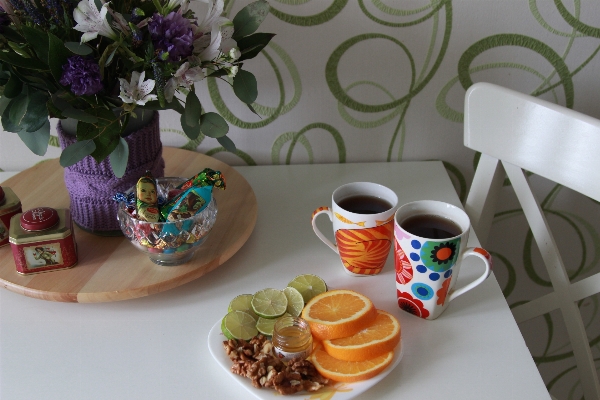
[464,82,600,400]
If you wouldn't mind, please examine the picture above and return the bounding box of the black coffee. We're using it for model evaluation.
[338,195,392,214]
[401,214,462,239]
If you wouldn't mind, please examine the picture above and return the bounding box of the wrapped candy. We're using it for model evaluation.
[160,168,225,221]
[135,172,160,222]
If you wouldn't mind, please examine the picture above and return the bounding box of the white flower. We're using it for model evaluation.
[219,21,237,54]
[73,0,118,43]
[164,63,205,102]
[196,0,226,34]
[118,71,158,105]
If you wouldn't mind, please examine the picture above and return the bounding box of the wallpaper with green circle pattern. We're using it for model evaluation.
[0,1,599,397]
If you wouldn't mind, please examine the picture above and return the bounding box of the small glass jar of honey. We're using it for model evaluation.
[272,316,313,362]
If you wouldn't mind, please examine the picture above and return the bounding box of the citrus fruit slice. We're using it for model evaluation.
[309,344,394,382]
[301,289,377,341]
[283,286,304,317]
[256,313,290,336]
[228,294,258,320]
[287,274,327,303]
[251,288,288,319]
[322,310,401,361]
[221,310,258,340]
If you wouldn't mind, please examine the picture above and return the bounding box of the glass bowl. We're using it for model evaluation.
[117,177,218,266]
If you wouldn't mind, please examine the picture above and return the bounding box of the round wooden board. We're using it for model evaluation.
[0,147,257,302]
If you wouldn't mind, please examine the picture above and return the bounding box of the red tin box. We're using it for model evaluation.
[9,207,77,275]
[0,186,22,248]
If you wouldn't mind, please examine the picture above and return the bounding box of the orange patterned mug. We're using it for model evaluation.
[312,182,398,276]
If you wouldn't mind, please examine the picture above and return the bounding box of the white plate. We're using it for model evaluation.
[207,319,403,400]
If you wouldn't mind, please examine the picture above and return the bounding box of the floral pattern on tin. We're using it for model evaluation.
[394,239,413,284]
[420,238,460,272]
[397,290,430,319]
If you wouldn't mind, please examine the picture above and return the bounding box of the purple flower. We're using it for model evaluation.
[59,56,103,96]
[148,12,193,62]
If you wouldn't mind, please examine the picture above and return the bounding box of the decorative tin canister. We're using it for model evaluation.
[0,186,22,248]
[9,207,77,275]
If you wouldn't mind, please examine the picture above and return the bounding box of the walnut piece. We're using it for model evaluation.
[223,335,329,395]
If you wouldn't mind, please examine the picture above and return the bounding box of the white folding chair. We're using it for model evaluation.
[463,82,600,399]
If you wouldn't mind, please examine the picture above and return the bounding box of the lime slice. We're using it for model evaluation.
[287,274,327,303]
[283,286,304,317]
[251,288,288,319]
[228,294,258,320]
[221,310,258,340]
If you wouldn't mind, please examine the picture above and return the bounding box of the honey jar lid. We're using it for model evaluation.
[20,207,60,231]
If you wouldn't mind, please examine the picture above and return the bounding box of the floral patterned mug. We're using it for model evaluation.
[394,200,492,320]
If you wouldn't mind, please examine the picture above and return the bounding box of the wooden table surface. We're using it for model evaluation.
[0,147,257,302]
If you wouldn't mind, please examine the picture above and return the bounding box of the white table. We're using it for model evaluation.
[0,161,550,399]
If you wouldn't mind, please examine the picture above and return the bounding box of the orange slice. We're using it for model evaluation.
[301,289,377,341]
[309,344,394,382]
[322,310,401,362]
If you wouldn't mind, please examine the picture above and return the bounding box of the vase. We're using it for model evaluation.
[57,111,165,236]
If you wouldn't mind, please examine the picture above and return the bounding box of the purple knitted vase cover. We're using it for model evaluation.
[57,112,165,234]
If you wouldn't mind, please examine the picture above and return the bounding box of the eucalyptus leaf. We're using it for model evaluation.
[17,119,50,156]
[21,91,50,132]
[184,91,201,127]
[21,25,49,62]
[181,113,201,140]
[48,33,72,81]
[200,112,229,138]
[233,70,258,104]
[0,51,44,70]
[232,0,270,40]
[61,107,98,123]
[237,33,275,61]
[8,94,29,127]
[1,101,19,132]
[0,96,12,116]
[217,135,237,153]
[60,139,96,167]
[4,74,23,98]
[109,138,129,178]
[64,42,93,56]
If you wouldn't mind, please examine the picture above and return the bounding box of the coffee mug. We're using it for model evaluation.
[394,200,492,319]
[312,182,398,276]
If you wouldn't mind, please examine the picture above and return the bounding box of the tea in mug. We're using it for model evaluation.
[400,214,462,239]
[337,195,392,214]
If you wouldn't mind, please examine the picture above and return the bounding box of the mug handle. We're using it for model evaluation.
[447,247,492,302]
[311,207,339,254]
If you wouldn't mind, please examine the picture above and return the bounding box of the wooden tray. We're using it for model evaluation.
[0,148,257,302]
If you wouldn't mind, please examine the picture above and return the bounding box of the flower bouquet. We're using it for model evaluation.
[0,0,274,177]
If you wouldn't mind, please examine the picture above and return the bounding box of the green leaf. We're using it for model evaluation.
[0,51,44,70]
[1,100,20,132]
[184,90,201,127]
[64,42,93,56]
[21,26,49,62]
[77,107,122,163]
[232,0,270,40]
[109,137,129,178]
[99,42,119,77]
[21,91,50,132]
[8,94,29,127]
[237,33,275,61]
[3,74,23,98]
[217,135,237,153]
[181,112,201,140]
[0,96,12,116]
[48,32,72,81]
[61,107,98,123]
[233,70,258,104]
[60,139,96,167]
[200,112,229,138]
[17,119,50,156]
